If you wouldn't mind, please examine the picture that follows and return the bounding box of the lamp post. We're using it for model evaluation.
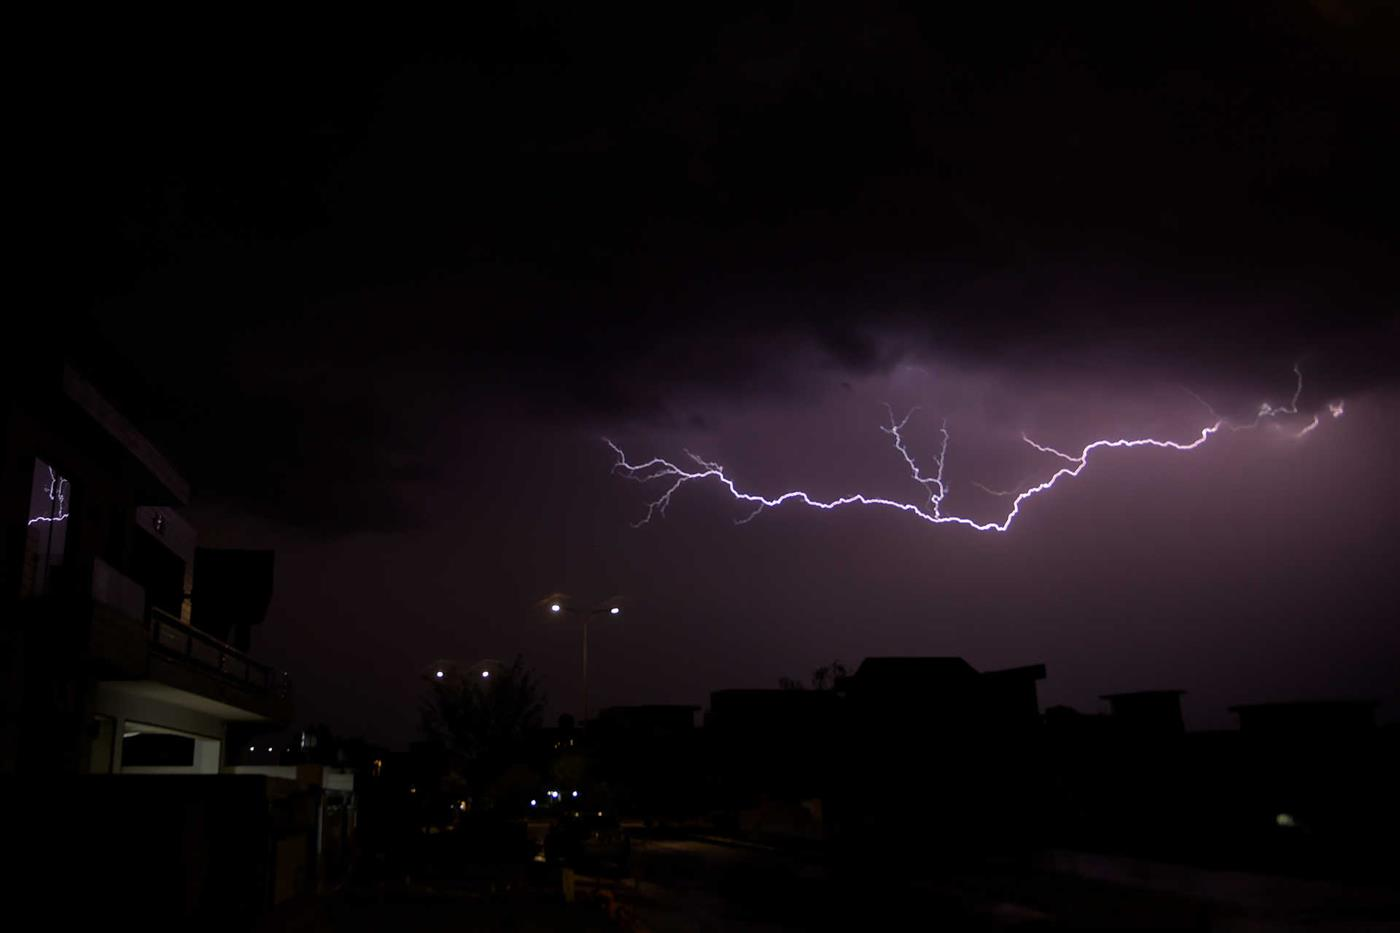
[547,600,621,723]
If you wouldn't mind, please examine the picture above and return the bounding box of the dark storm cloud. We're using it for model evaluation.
[46,2,1399,536]
[38,6,1397,744]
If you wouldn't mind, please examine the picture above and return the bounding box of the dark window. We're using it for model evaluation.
[122,731,195,767]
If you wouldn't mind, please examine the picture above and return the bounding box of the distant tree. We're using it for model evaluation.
[810,660,848,691]
[421,655,545,806]
[779,660,849,691]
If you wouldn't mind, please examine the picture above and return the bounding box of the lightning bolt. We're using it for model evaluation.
[28,466,69,526]
[607,367,1343,534]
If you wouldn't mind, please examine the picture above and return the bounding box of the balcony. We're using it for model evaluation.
[144,607,293,723]
[149,608,288,697]
[85,559,292,724]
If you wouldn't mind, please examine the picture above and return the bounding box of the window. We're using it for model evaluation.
[122,731,195,767]
[21,458,71,597]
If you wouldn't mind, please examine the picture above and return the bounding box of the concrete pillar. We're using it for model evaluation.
[112,717,124,771]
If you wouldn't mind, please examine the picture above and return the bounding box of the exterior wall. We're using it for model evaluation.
[3,361,186,775]
[7,773,321,927]
[225,764,359,885]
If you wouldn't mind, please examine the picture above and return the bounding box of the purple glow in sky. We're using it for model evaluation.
[609,368,1342,535]
[41,7,1398,747]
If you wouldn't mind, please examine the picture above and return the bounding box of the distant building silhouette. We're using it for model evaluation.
[1101,689,1186,738]
[706,688,840,837]
[1229,699,1377,739]
[1043,690,1398,883]
[593,705,702,823]
[688,658,1050,851]
[833,657,1047,858]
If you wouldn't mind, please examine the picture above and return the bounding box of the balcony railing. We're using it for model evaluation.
[149,607,290,699]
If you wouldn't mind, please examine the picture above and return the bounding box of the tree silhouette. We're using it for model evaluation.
[421,655,544,804]
[778,660,849,691]
[813,660,846,691]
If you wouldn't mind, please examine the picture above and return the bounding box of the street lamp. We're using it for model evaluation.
[544,596,624,723]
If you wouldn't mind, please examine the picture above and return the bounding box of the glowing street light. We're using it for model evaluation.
[541,596,625,723]
[435,670,445,679]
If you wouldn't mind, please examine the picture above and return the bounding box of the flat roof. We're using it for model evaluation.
[1100,690,1186,700]
[1229,699,1377,712]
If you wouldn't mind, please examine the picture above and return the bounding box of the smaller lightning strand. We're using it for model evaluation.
[27,467,69,526]
[607,367,1342,535]
[971,481,1026,498]
[881,404,950,511]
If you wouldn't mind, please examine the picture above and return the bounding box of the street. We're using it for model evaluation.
[592,835,979,932]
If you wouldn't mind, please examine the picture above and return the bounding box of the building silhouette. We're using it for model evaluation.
[2,359,351,925]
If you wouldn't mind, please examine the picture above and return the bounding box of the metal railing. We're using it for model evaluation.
[149,607,291,699]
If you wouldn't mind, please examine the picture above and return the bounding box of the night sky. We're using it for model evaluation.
[35,5,1399,744]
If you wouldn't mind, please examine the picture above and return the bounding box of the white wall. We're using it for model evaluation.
[93,683,225,774]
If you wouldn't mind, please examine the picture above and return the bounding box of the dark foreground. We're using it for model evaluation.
[256,828,1400,933]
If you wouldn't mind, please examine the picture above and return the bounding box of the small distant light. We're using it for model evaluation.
[571,790,578,798]
[481,671,490,678]
[458,800,467,811]
[609,606,620,615]
[1276,813,1297,828]
[530,799,537,807]
[435,670,444,679]
[596,811,603,817]
[550,603,561,613]
[248,746,255,752]
[267,747,273,753]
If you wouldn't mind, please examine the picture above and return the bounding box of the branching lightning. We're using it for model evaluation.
[28,466,69,526]
[607,367,1343,534]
